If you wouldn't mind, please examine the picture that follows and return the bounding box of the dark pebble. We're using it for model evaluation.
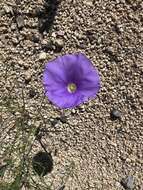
[15,0,21,5]
[29,89,37,98]
[32,151,53,176]
[86,30,95,44]
[59,115,67,123]
[32,35,39,43]
[110,109,121,120]
[50,116,67,126]
[121,176,134,190]
[41,41,53,52]
[114,24,122,34]
[50,118,59,127]
[58,185,65,190]
[116,127,124,134]
[23,112,30,120]
[86,30,94,36]
[105,47,114,55]
[16,15,24,29]
[24,76,31,84]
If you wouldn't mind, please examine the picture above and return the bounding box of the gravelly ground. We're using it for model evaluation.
[0,0,143,189]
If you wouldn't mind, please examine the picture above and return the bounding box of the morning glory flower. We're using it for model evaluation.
[43,53,100,109]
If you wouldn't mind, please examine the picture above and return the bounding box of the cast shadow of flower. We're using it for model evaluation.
[38,0,60,33]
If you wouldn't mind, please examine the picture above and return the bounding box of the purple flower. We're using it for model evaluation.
[43,53,100,109]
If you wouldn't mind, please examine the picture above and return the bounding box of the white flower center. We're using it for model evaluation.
[67,83,77,93]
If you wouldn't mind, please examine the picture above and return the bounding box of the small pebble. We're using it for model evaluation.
[51,32,57,38]
[54,39,64,52]
[11,23,17,31]
[59,115,67,123]
[32,34,39,43]
[105,47,114,55]
[0,9,5,16]
[16,15,24,29]
[83,0,93,6]
[25,71,32,84]
[42,42,53,52]
[3,5,13,14]
[12,37,19,45]
[58,185,65,190]
[114,24,124,34]
[15,0,21,4]
[57,31,65,36]
[39,52,47,60]
[41,39,47,45]
[50,118,59,127]
[110,109,121,120]
[29,89,37,98]
[121,176,134,190]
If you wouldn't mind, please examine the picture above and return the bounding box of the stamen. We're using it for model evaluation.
[67,83,77,93]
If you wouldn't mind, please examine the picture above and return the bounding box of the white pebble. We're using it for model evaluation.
[39,52,47,60]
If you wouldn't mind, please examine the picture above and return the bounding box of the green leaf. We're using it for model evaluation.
[0,164,8,177]
[0,182,10,190]
[8,175,22,190]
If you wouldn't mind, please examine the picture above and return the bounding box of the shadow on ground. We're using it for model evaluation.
[38,0,60,33]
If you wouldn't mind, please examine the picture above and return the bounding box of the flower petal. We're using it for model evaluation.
[76,53,95,74]
[61,54,83,83]
[78,70,100,99]
[46,89,83,109]
[43,57,67,85]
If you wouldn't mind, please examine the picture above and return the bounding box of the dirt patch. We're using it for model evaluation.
[0,0,143,189]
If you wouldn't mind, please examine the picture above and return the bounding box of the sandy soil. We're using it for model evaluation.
[0,0,143,189]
